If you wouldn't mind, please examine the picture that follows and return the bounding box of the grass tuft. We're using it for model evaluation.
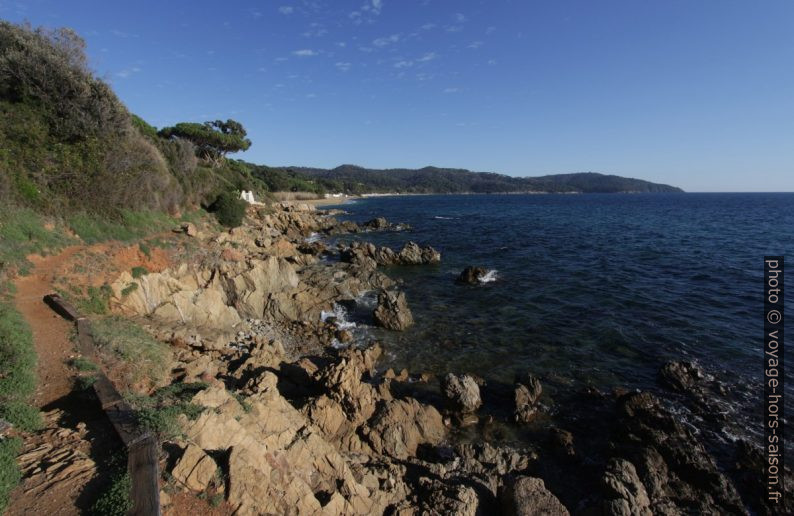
[126,382,208,439]
[91,316,172,391]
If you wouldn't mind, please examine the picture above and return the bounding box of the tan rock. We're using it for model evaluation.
[500,476,569,516]
[364,398,445,459]
[171,444,218,492]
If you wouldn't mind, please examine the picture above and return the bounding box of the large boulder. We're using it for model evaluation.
[441,373,482,413]
[373,290,414,330]
[499,476,569,516]
[171,444,218,492]
[363,398,446,460]
[363,217,390,230]
[396,242,441,265]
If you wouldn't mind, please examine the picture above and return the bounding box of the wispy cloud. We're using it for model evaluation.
[351,0,383,25]
[292,49,318,56]
[116,66,141,78]
[467,41,483,49]
[394,60,412,69]
[486,26,496,35]
[335,62,352,71]
[417,52,437,62]
[421,23,436,30]
[443,87,460,93]
[303,25,328,38]
[445,13,466,33]
[373,34,400,47]
[110,29,138,39]
[278,6,294,14]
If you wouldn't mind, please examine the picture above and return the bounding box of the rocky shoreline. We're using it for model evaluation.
[107,203,790,515]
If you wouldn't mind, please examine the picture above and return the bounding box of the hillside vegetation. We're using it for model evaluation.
[0,21,324,223]
[274,165,684,194]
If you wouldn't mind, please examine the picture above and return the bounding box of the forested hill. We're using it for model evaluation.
[271,165,684,194]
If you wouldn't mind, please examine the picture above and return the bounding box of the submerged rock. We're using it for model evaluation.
[456,266,489,284]
[441,373,482,413]
[658,360,707,393]
[373,289,414,330]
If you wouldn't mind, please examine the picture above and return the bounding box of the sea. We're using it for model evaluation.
[326,193,793,448]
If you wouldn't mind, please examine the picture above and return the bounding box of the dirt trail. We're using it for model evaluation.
[6,246,119,515]
[13,246,82,406]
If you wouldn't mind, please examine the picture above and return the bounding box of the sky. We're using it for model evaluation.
[1,0,793,192]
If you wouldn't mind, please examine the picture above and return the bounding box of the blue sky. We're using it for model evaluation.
[2,0,793,191]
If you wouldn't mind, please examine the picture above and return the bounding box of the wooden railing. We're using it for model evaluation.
[43,294,161,516]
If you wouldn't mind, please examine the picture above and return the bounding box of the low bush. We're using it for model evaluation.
[126,382,207,439]
[91,458,131,516]
[209,191,247,228]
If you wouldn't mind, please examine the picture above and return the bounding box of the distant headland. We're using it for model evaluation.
[266,165,684,195]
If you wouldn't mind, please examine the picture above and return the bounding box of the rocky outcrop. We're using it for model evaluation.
[514,373,542,424]
[363,398,446,459]
[373,289,414,330]
[456,266,489,284]
[499,476,569,516]
[342,241,441,267]
[601,458,652,516]
[363,217,411,232]
[611,391,744,514]
[441,373,482,413]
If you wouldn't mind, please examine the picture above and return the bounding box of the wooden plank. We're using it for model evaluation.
[102,396,152,449]
[43,293,81,321]
[91,374,125,410]
[43,290,162,514]
[128,435,161,516]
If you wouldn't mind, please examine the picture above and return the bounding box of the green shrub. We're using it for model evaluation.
[137,242,151,258]
[210,191,247,228]
[120,283,138,297]
[131,114,157,140]
[82,284,112,314]
[126,382,207,439]
[130,266,147,279]
[91,470,131,516]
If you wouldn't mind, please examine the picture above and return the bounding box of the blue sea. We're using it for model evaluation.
[331,193,793,444]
